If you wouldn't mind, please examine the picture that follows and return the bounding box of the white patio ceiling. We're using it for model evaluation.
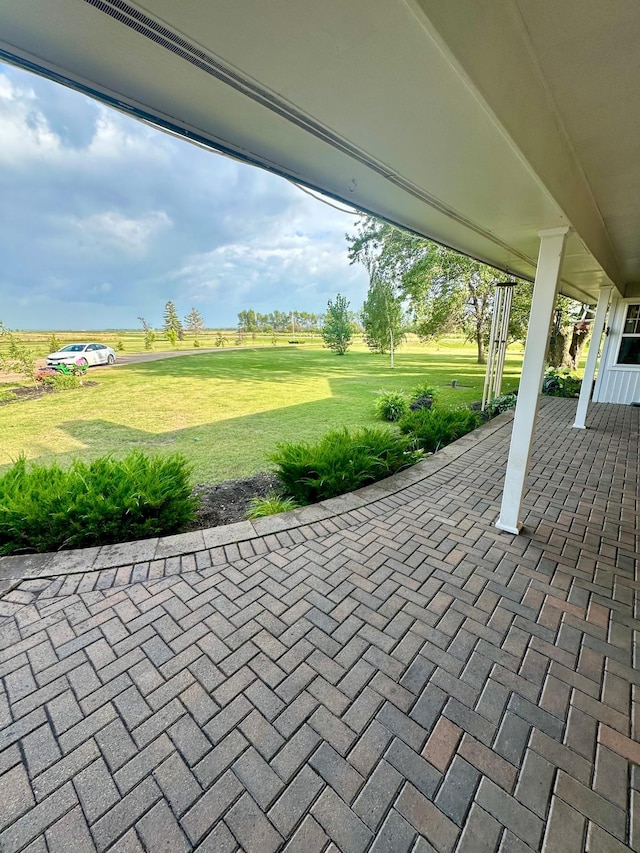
[1,0,638,304]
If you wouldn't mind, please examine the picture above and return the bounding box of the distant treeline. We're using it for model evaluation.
[237,310,323,333]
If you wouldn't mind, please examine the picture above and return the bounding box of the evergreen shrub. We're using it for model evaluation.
[399,408,480,454]
[270,427,421,504]
[0,451,197,555]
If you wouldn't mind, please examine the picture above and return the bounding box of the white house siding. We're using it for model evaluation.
[593,298,640,404]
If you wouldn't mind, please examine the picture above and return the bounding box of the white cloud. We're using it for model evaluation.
[73,210,172,253]
[0,63,369,329]
[0,73,61,164]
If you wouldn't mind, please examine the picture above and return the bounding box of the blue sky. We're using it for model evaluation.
[0,63,368,330]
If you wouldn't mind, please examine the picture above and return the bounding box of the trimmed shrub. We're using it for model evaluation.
[375,391,408,422]
[246,492,299,519]
[0,451,198,555]
[399,407,480,454]
[270,427,421,505]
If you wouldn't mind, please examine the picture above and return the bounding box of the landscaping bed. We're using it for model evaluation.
[0,381,98,405]
[188,472,280,528]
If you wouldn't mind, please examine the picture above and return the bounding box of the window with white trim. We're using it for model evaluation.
[617,303,640,365]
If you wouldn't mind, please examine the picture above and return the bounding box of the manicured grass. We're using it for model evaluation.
[0,339,524,483]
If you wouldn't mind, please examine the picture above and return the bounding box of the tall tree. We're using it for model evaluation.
[184,307,205,337]
[322,294,352,355]
[361,272,405,366]
[237,309,257,332]
[163,301,184,340]
[347,216,532,364]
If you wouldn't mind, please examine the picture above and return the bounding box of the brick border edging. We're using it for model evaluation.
[0,412,515,587]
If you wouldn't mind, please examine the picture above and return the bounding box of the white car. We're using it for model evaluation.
[46,342,117,368]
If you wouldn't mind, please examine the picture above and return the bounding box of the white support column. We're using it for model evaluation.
[496,227,570,534]
[572,286,612,429]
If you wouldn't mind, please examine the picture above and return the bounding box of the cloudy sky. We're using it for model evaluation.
[0,63,369,330]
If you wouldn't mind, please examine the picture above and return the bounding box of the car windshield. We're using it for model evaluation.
[59,345,87,352]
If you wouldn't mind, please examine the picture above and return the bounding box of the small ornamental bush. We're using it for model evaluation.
[484,393,518,418]
[54,372,82,391]
[0,451,198,555]
[375,391,408,422]
[246,492,299,519]
[270,427,421,504]
[0,388,16,404]
[36,368,83,390]
[542,368,582,398]
[411,383,437,401]
[35,368,59,385]
[399,407,480,454]
[409,383,436,411]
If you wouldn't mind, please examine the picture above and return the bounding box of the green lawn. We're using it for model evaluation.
[0,339,524,483]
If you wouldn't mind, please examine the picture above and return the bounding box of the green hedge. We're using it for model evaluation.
[399,407,480,454]
[270,426,421,504]
[0,450,197,555]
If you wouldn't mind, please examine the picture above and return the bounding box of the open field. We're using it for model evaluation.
[0,329,315,359]
[0,339,524,483]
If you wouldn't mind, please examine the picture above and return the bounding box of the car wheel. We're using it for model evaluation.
[107,354,115,364]
[78,357,88,366]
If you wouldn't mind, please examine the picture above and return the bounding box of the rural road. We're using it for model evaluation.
[111,345,287,366]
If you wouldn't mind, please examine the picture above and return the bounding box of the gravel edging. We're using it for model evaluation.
[0,411,515,591]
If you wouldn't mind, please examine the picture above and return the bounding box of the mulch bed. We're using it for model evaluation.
[187,472,281,529]
[0,382,99,405]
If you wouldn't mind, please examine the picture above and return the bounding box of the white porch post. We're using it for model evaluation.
[496,227,570,534]
[572,286,612,429]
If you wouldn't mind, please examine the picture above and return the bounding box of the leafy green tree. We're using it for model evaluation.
[322,294,352,355]
[184,307,205,339]
[0,322,37,383]
[163,301,184,341]
[166,327,178,348]
[48,333,63,354]
[361,272,406,365]
[347,216,533,364]
[238,309,257,332]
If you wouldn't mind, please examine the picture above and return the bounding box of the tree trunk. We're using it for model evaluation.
[547,327,570,367]
[476,329,485,364]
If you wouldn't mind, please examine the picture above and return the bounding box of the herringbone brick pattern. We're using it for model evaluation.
[0,398,638,851]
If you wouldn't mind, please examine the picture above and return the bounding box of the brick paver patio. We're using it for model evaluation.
[0,398,638,852]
